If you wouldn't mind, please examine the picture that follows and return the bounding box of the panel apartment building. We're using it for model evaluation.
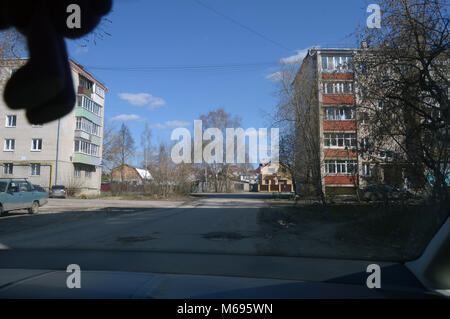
[0,59,107,195]
[294,48,404,196]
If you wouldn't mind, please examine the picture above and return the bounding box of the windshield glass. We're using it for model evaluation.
[0,0,448,271]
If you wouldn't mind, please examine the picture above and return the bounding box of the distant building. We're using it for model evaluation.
[257,162,293,193]
[110,164,153,184]
[0,59,107,195]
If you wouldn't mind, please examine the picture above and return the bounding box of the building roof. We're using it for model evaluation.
[135,168,153,180]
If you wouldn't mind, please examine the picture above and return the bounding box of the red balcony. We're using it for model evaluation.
[322,73,353,80]
[324,149,357,158]
[325,175,358,186]
[77,86,93,98]
[323,120,356,131]
[323,94,355,105]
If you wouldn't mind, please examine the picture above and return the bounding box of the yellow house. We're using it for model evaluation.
[257,162,293,193]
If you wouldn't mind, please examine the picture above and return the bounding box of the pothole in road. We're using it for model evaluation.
[116,235,157,243]
[202,232,247,241]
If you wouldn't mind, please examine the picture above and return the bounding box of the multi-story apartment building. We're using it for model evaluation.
[0,59,107,195]
[293,48,404,196]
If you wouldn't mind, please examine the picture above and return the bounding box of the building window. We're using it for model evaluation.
[76,117,100,136]
[360,137,370,151]
[325,107,355,120]
[323,82,353,94]
[325,160,358,175]
[359,112,369,124]
[74,166,81,178]
[85,170,91,178]
[324,133,357,149]
[30,164,41,176]
[79,75,93,90]
[95,85,105,99]
[5,115,17,127]
[76,95,101,116]
[379,151,393,159]
[3,163,13,175]
[322,56,353,73]
[4,139,15,151]
[362,163,371,177]
[31,139,43,151]
[74,140,100,156]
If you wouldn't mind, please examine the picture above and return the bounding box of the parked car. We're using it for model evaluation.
[362,184,413,201]
[49,185,67,199]
[0,178,48,215]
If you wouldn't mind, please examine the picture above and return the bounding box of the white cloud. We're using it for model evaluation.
[150,120,190,129]
[265,71,282,82]
[110,114,143,122]
[118,93,167,109]
[280,48,309,64]
[165,120,189,128]
[75,46,89,54]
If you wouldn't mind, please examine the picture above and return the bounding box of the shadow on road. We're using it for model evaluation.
[191,192,293,200]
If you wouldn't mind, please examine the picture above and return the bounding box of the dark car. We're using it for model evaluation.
[33,185,47,193]
[362,184,413,201]
[49,185,67,199]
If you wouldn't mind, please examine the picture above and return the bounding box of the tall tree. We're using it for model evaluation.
[199,107,241,192]
[271,60,326,204]
[117,123,135,184]
[101,120,119,176]
[355,0,449,207]
[141,122,153,170]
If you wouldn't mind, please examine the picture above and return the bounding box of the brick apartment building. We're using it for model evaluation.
[294,48,406,196]
[0,59,107,195]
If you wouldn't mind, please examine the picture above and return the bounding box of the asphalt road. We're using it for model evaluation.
[0,193,275,254]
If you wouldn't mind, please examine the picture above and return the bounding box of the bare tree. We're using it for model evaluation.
[141,122,153,170]
[271,61,327,204]
[117,123,135,187]
[199,108,242,192]
[355,0,449,207]
[101,120,119,177]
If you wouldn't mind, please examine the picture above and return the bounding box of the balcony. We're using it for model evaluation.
[72,153,101,166]
[324,149,357,158]
[323,120,356,131]
[323,94,355,105]
[324,175,358,186]
[77,85,93,98]
[322,73,353,80]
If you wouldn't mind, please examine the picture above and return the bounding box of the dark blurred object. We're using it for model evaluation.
[362,184,413,202]
[0,0,112,124]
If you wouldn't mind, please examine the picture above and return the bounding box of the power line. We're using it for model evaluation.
[191,0,293,52]
[85,61,279,72]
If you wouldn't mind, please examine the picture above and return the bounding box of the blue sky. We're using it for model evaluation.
[66,0,371,165]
